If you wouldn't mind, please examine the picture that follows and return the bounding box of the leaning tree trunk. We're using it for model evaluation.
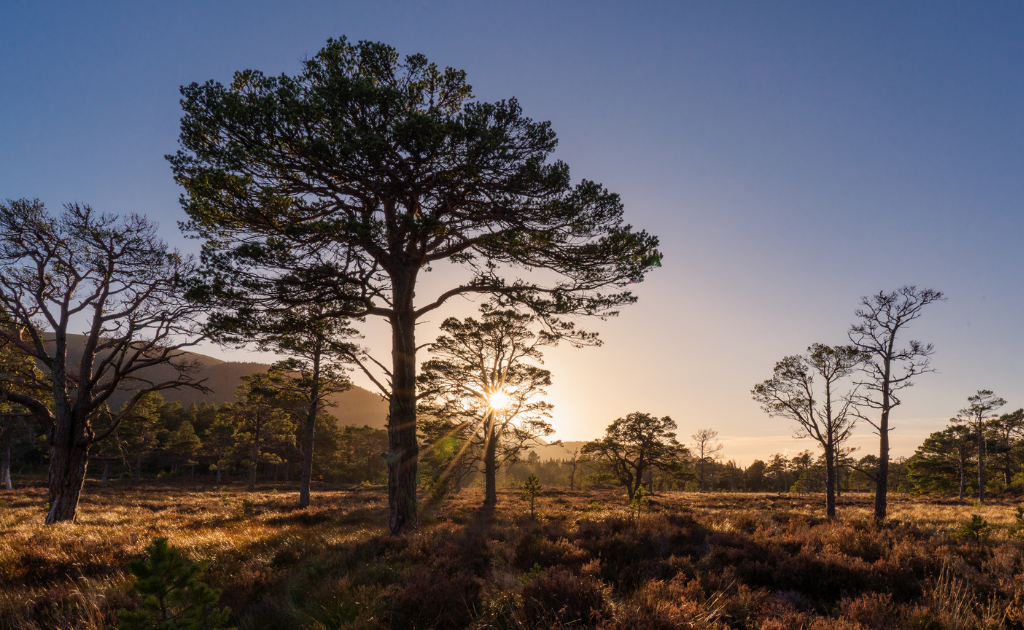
[483,413,499,507]
[298,351,321,508]
[46,419,91,524]
[387,283,419,535]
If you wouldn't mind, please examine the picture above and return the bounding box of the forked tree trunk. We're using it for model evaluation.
[484,414,499,507]
[387,285,419,535]
[299,350,321,508]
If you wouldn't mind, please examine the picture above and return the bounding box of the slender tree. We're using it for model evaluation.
[418,309,555,506]
[0,200,205,523]
[690,428,723,492]
[171,38,662,533]
[951,389,1005,504]
[752,344,862,519]
[848,286,944,521]
[582,412,689,500]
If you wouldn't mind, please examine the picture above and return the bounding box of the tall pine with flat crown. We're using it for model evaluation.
[171,37,662,534]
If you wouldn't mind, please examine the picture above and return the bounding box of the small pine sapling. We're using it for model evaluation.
[1008,506,1024,541]
[521,474,542,519]
[952,514,992,547]
[629,485,650,525]
[113,537,233,630]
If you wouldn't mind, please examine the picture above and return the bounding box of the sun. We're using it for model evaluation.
[487,390,511,410]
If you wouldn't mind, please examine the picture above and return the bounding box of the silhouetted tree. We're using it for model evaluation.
[171,38,662,533]
[752,344,862,519]
[583,412,689,500]
[848,285,944,521]
[908,425,975,499]
[989,409,1024,487]
[418,309,555,506]
[690,428,723,492]
[0,200,205,523]
[951,390,1005,504]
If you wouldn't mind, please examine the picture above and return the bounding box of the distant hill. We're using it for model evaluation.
[57,335,390,430]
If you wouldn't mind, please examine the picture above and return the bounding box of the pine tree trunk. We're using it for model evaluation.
[824,442,836,520]
[874,401,891,522]
[958,458,966,501]
[1,418,12,490]
[299,349,321,508]
[483,413,498,507]
[978,430,986,504]
[248,432,259,492]
[46,437,90,524]
[101,461,109,484]
[387,285,419,534]
[216,466,222,484]
[134,452,142,482]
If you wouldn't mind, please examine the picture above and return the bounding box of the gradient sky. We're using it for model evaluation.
[3,1,1023,462]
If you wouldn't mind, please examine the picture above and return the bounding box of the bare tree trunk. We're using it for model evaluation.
[46,436,90,524]
[874,398,891,522]
[824,443,836,520]
[1,417,12,490]
[387,285,419,534]
[299,349,321,508]
[958,458,966,501]
[484,413,498,507]
[977,430,986,504]
[248,431,259,492]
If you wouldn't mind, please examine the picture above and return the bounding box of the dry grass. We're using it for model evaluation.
[2,480,1023,629]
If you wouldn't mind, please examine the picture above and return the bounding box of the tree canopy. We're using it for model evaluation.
[170,37,661,533]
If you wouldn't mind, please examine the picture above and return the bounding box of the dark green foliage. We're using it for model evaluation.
[582,412,690,500]
[628,484,649,524]
[113,537,232,630]
[952,515,992,547]
[1009,506,1024,541]
[521,474,541,519]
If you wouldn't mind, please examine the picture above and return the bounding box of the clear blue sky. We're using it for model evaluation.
[3,1,1023,460]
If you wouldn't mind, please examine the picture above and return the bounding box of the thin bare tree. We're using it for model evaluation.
[691,429,723,492]
[752,344,862,519]
[848,285,944,521]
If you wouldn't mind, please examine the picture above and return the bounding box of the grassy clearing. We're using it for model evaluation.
[1,480,1023,629]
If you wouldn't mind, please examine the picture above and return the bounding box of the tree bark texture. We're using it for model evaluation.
[875,410,890,522]
[298,352,321,508]
[45,436,89,524]
[387,286,419,534]
[824,443,836,520]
